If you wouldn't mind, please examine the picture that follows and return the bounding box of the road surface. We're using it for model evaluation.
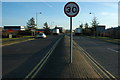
[35,36,102,78]
[2,35,62,78]
[73,36,119,78]
[2,35,118,79]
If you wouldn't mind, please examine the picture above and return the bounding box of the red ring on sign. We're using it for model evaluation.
[64,2,79,17]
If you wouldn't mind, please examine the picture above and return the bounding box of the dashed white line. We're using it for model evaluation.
[107,48,118,53]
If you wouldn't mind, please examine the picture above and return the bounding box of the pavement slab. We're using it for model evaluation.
[36,35,101,78]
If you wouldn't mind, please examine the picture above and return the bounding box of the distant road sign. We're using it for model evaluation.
[64,2,79,17]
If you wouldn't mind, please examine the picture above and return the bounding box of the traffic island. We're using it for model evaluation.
[34,35,115,79]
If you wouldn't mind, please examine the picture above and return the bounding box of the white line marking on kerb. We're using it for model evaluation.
[107,48,118,53]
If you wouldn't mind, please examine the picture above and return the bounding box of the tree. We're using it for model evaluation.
[91,17,99,30]
[90,17,99,36]
[79,23,83,28]
[43,22,51,35]
[84,23,89,29]
[26,17,36,36]
[44,22,49,28]
[27,17,36,30]
[83,23,92,36]
[55,25,58,29]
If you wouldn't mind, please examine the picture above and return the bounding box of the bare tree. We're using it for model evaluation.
[91,17,99,36]
[91,17,99,30]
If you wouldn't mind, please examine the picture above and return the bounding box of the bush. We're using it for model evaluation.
[18,30,32,36]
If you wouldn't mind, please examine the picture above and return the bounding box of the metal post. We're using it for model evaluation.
[70,17,72,63]
[35,12,38,36]
[36,12,38,27]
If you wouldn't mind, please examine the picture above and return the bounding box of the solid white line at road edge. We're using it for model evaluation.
[73,41,117,79]
[24,36,63,79]
[107,48,118,53]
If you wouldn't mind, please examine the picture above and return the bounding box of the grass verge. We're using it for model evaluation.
[2,37,34,46]
[87,36,120,45]
[2,36,33,41]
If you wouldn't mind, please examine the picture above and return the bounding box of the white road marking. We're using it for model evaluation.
[107,48,118,53]
[73,41,116,79]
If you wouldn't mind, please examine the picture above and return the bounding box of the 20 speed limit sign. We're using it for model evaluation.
[64,2,79,17]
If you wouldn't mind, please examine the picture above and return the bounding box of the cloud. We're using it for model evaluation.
[101,3,118,9]
[1,0,119,2]
[100,12,117,16]
[45,3,53,8]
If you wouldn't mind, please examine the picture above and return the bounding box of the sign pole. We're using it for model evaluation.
[64,2,79,64]
[70,17,72,63]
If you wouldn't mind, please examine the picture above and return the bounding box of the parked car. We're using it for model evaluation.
[36,33,46,38]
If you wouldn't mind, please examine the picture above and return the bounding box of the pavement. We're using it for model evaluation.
[35,35,102,78]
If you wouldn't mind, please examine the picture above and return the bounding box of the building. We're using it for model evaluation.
[36,29,44,33]
[4,25,25,31]
[55,26,65,33]
[103,27,120,38]
[74,27,82,35]
[96,25,106,36]
[0,27,3,37]
[96,25,105,33]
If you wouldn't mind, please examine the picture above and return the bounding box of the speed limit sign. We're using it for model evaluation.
[64,2,79,17]
[64,2,79,63]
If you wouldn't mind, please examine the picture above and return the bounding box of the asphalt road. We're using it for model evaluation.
[2,35,62,78]
[35,35,101,78]
[73,36,119,78]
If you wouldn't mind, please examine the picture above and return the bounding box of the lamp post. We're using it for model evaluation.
[89,12,96,36]
[35,12,42,35]
[36,12,42,28]
[51,22,54,29]
[89,12,95,18]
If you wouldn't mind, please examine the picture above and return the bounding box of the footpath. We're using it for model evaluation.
[34,35,116,79]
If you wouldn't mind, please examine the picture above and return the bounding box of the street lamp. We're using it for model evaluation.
[35,12,42,36]
[51,22,54,29]
[36,12,42,28]
[89,12,96,36]
[89,12,95,18]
